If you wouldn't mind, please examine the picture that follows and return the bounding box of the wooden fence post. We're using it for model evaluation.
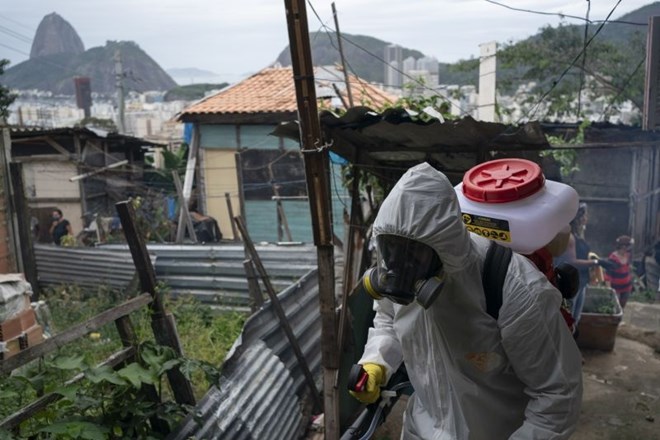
[115,200,196,406]
[9,163,39,299]
[234,215,322,412]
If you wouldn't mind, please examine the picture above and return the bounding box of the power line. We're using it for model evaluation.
[0,41,30,57]
[0,14,35,32]
[483,0,646,26]
[304,4,390,107]
[0,24,32,44]
[521,0,623,122]
[598,57,645,122]
[305,0,471,116]
[0,41,72,72]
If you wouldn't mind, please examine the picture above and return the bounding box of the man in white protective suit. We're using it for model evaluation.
[350,163,583,439]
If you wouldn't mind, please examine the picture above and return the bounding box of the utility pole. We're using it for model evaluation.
[114,49,126,133]
[332,2,354,108]
[283,0,339,438]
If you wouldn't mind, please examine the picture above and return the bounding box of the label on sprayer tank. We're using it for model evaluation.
[461,213,511,242]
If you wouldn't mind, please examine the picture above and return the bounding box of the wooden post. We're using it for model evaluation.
[233,152,247,241]
[9,163,39,299]
[284,0,339,436]
[225,192,240,241]
[337,166,361,353]
[115,200,196,406]
[0,128,19,273]
[332,2,354,108]
[173,171,197,243]
[243,259,264,312]
[176,126,199,240]
[234,215,322,412]
[276,199,283,242]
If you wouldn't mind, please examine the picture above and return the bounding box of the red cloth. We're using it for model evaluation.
[525,248,557,286]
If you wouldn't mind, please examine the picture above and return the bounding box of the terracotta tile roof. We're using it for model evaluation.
[179,66,396,117]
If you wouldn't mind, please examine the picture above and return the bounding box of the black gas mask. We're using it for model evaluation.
[361,234,444,309]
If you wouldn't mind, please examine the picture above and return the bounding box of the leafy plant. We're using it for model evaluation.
[4,342,193,439]
[127,196,173,243]
[59,234,77,247]
[634,289,657,304]
[0,283,247,438]
[0,59,16,122]
[542,119,591,178]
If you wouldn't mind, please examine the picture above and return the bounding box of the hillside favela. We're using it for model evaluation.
[0,2,659,440]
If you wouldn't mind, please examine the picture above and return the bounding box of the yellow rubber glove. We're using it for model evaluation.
[349,363,386,404]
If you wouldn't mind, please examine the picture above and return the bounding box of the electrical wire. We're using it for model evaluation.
[483,0,646,26]
[0,41,72,72]
[0,14,34,32]
[305,0,471,116]
[598,57,645,122]
[0,24,32,44]
[518,0,623,122]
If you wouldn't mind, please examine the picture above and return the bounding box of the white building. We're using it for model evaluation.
[385,44,403,88]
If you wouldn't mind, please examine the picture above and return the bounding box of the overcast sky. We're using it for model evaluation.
[0,0,653,84]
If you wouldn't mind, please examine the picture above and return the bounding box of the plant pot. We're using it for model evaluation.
[576,286,623,351]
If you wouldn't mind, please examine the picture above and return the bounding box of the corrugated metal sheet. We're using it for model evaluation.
[34,244,140,290]
[35,243,317,308]
[101,243,316,306]
[10,126,162,146]
[168,269,321,440]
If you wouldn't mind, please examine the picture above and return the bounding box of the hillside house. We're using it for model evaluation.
[8,127,160,242]
[177,65,395,240]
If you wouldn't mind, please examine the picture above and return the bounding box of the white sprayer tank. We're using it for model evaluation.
[455,158,578,255]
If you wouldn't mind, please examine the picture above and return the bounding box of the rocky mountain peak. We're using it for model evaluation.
[30,12,85,59]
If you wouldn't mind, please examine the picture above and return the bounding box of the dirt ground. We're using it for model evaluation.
[373,303,660,440]
[574,325,660,440]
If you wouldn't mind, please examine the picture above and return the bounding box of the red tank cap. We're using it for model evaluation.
[462,158,545,203]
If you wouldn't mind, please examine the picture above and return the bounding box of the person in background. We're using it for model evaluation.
[603,235,635,308]
[49,208,73,246]
[351,163,582,439]
[555,203,597,326]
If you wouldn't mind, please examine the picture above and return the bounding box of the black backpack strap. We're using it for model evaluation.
[482,241,513,320]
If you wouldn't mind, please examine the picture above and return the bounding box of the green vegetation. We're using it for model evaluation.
[164,83,228,102]
[542,119,590,178]
[0,283,247,438]
[634,288,658,304]
[0,59,17,121]
[497,23,645,120]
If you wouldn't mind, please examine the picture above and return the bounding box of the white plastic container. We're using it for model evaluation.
[455,158,578,254]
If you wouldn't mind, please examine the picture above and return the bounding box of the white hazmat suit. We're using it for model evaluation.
[359,163,583,439]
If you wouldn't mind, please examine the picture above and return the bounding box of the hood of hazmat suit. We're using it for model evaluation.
[359,163,582,440]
